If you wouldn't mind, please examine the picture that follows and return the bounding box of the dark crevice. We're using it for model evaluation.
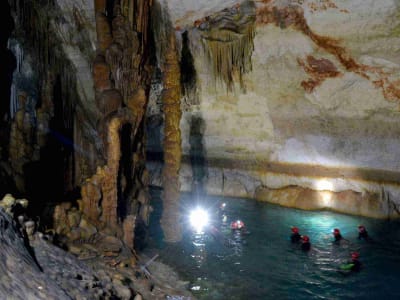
[118,123,133,222]
[105,0,115,26]
[0,1,16,159]
[24,75,74,221]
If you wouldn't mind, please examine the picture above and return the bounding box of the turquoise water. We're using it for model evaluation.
[148,190,400,299]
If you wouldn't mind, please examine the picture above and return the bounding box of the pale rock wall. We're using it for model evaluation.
[186,1,400,170]
[148,0,400,218]
[52,0,98,123]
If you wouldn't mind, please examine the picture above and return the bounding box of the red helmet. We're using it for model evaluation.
[333,228,340,234]
[291,227,299,233]
[351,252,360,259]
[358,225,365,231]
[230,221,238,229]
[302,235,310,242]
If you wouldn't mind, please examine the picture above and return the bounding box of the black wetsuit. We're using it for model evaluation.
[350,259,361,271]
[334,233,342,242]
[358,230,369,240]
[291,232,301,243]
[301,241,311,251]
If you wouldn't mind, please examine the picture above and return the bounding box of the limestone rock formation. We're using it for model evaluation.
[0,203,193,300]
[147,0,400,218]
[2,0,400,267]
[2,0,154,248]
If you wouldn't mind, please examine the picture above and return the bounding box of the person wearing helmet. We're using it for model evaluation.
[290,226,302,243]
[333,228,342,242]
[340,252,361,273]
[230,220,245,230]
[358,225,369,240]
[301,235,311,251]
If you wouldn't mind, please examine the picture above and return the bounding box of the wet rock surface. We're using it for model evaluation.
[0,197,194,300]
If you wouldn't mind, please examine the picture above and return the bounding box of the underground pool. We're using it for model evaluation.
[147,189,400,300]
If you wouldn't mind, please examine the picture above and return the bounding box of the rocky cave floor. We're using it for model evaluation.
[0,196,194,300]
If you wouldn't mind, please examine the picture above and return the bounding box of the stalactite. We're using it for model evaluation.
[105,6,142,102]
[9,83,17,119]
[160,32,183,242]
[8,41,24,119]
[197,1,256,91]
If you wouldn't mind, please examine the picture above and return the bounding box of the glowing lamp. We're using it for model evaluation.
[189,208,209,232]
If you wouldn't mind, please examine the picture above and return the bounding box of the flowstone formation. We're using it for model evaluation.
[196,0,256,91]
[1,0,155,252]
[1,0,195,294]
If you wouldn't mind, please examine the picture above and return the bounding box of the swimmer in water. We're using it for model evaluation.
[333,228,343,242]
[230,220,245,230]
[301,235,311,251]
[290,226,301,243]
[339,252,361,274]
[358,225,370,241]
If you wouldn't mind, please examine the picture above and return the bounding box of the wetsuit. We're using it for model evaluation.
[291,232,301,243]
[358,230,369,240]
[350,259,361,271]
[334,233,342,242]
[301,241,311,251]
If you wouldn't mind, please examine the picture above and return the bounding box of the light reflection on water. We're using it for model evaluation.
[147,190,400,299]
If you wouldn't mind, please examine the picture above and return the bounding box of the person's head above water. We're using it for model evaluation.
[291,226,299,233]
[333,228,341,235]
[358,225,366,232]
[351,251,360,260]
[302,235,310,242]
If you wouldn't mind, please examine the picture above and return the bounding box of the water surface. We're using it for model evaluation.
[147,190,400,299]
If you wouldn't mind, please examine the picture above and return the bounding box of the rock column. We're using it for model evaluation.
[160,33,183,242]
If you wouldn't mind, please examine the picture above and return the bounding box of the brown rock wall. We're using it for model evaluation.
[255,185,390,218]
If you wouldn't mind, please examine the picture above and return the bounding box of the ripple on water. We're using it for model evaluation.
[148,191,400,299]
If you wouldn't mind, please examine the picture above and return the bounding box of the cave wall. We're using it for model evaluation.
[147,0,400,218]
[2,0,154,248]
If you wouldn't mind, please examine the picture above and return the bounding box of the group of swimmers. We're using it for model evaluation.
[219,203,368,274]
[290,225,370,272]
